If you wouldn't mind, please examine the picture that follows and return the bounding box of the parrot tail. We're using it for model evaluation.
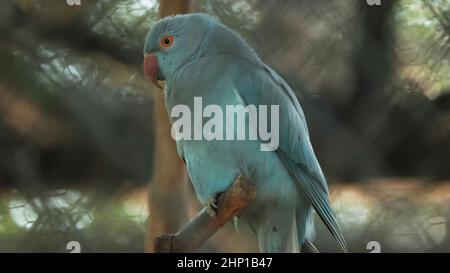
[256,202,314,253]
[299,206,318,253]
[256,205,299,253]
[301,240,319,253]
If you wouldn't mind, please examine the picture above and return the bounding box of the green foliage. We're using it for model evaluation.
[395,0,450,98]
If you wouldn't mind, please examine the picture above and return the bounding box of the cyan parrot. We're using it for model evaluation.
[144,13,347,253]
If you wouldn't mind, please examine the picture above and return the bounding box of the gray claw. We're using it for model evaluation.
[206,197,218,217]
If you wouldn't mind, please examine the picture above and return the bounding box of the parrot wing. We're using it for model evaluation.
[233,62,348,253]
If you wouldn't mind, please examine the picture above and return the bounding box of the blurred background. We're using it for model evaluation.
[0,0,449,252]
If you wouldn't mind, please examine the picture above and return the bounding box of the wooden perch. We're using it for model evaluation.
[154,175,256,253]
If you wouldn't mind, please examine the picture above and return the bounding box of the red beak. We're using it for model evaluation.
[143,54,162,89]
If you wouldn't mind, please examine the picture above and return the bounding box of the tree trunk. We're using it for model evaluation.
[144,0,191,253]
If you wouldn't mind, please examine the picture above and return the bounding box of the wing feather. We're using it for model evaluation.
[234,62,347,252]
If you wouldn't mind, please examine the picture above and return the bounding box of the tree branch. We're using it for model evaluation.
[154,174,256,253]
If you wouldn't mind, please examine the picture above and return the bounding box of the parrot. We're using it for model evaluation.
[143,13,347,253]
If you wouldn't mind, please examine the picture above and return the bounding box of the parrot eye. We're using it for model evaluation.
[160,35,174,49]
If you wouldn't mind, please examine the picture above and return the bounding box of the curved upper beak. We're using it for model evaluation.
[143,53,162,89]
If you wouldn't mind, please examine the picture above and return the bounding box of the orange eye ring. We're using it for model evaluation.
[160,35,174,49]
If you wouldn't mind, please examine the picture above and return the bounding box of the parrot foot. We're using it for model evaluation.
[206,195,219,217]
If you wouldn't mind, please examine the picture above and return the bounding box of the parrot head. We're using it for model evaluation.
[143,13,256,89]
[143,13,212,89]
